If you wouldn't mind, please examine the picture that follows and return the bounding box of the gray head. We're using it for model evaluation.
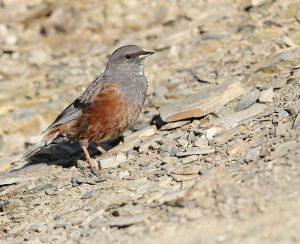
[105,45,154,76]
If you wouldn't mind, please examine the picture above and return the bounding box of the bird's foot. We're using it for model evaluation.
[90,165,101,177]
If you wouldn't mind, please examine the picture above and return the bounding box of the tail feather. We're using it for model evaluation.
[19,129,60,162]
[20,139,48,161]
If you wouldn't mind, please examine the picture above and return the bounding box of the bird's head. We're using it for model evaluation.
[105,45,154,76]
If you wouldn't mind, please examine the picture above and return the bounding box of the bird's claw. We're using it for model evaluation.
[90,166,101,177]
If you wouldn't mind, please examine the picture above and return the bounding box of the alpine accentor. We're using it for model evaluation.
[21,45,153,174]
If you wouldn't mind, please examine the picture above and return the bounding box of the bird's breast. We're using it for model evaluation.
[77,83,142,143]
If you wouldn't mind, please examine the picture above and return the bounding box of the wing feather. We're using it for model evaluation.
[44,74,105,132]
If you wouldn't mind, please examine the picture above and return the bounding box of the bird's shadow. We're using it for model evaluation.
[11,136,124,172]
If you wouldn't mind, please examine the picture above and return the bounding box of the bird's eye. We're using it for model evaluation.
[125,54,132,59]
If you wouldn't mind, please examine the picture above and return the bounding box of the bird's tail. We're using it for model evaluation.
[20,139,48,161]
[19,129,61,162]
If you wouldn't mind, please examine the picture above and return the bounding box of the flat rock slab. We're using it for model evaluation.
[235,89,260,112]
[159,81,246,122]
[114,126,157,152]
[160,121,190,130]
[176,147,215,157]
[107,215,145,227]
[0,164,52,186]
[98,157,119,169]
[219,103,268,128]
[259,88,274,103]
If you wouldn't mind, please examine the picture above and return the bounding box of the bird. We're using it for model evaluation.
[20,45,154,174]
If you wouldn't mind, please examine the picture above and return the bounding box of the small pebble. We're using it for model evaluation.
[81,190,97,200]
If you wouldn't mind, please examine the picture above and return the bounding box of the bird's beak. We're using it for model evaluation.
[138,51,154,59]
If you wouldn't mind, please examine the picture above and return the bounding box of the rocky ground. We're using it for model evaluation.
[0,0,300,243]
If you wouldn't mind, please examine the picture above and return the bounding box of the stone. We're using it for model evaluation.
[268,140,297,160]
[235,89,260,112]
[42,5,80,35]
[219,103,268,128]
[81,190,97,200]
[118,170,130,179]
[99,156,119,169]
[227,139,248,156]
[293,113,300,129]
[0,215,9,225]
[115,126,157,152]
[0,104,13,116]
[2,199,24,212]
[205,127,224,139]
[157,190,185,204]
[28,49,51,65]
[159,81,246,122]
[181,155,199,165]
[138,140,158,152]
[53,223,67,229]
[177,138,188,148]
[28,224,45,233]
[89,216,105,228]
[71,219,83,226]
[275,121,290,137]
[45,188,57,196]
[160,121,190,130]
[215,106,234,118]
[259,88,274,103]
[282,36,298,48]
[124,126,157,143]
[156,29,196,50]
[115,153,127,163]
[73,177,96,185]
[193,137,208,147]
[170,174,199,182]
[244,147,261,162]
[212,126,246,144]
[170,165,199,175]
[0,175,20,185]
[107,215,145,227]
[176,147,215,157]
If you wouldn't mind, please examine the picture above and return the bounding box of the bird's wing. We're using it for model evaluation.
[44,74,106,132]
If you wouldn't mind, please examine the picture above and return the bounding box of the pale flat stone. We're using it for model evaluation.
[227,140,248,156]
[235,89,260,112]
[259,88,274,103]
[115,153,127,163]
[293,113,300,129]
[124,126,157,143]
[108,215,145,227]
[244,147,261,162]
[157,190,185,204]
[160,121,190,130]
[212,126,246,144]
[205,127,224,139]
[176,147,215,157]
[193,137,209,147]
[0,104,13,116]
[170,174,199,182]
[181,155,199,165]
[98,157,119,169]
[170,165,199,175]
[115,126,157,152]
[159,81,246,122]
[219,103,268,127]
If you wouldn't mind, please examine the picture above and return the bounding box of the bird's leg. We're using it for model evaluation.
[81,145,94,168]
[92,142,120,159]
[79,140,100,175]
[92,143,106,155]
